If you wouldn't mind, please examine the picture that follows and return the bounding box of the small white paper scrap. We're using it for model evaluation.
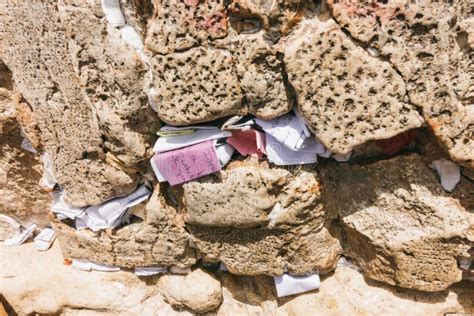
[429,159,460,192]
[135,266,167,276]
[101,0,125,27]
[34,228,56,251]
[4,224,37,246]
[266,134,325,166]
[51,191,85,220]
[72,259,120,272]
[153,128,231,153]
[39,153,57,190]
[77,184,151,232]
[274,273,320,297]
[21,137,37,154]
[256,114,307,151]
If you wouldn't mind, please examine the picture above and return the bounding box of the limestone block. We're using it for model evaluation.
[284,18,424,155]
[52,185,196,268]
[0,64,50,230]
[58,0,160,168]
[328,0,474,167]
[157,268,223,313]
[0,1,139,206]
[184,160,341,275]
[150,47,245,125]
[321,154,474,291]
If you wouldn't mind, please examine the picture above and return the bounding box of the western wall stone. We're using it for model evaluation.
[328,0,474,168]
[157,268,223,313]
[0,1,141,207]
[321,154,474,292]
[51,184,196,268]
[183,159,342,276]
[0,62,50,233]
[284,18,424,155]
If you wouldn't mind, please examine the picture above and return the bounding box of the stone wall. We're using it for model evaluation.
[0,0,473,314]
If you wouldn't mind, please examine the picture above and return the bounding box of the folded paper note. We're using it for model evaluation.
[101,0,125,27]
[72,259,120,272]
[215,143,234,167]
[76,184,151,232]
[21,137,37,154]
[221,115,254,131]
[135,266,167,276]
[4,224,37,246]
[51,191,85,220]
[39,153,57,191]
[429,159,460,192]
[256,113,308,151]
[34,228,56,251]
[154,128,231,153]
[274,274,320,297]
[266,134,325,165]
[227,129,266,159]
[152,140,221,186]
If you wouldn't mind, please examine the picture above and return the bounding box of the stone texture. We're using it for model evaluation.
[0,62,50,231]
[321,154,474,292]
[157,268,222,313]
[2,243,472,315]
[184,159,341,276]
[328,0,474,167]
[284,18,424,155]
[52,184,196,268]
[0,1,148,207]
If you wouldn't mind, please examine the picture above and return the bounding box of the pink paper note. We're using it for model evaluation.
[152,140,221,185]
[227,129,266,159]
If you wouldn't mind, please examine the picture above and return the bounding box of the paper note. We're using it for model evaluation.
[429,159,460,192]
[135,266,167,276]
[101,0,125,27]
[153,128,231,153]
[120,25,148,62]
[34,228,56,251]
[215,143,234,167]
[4,224,37,246]
[21,138,37,154]
[227,129,266,159]
[221,115,254,131]
[51,191,85,220]
[256,113,307,151]
[77,184,151,232]
[152,140,221,186]
[72,259,120,272]
[274,274,320,297]
[266,134,325,165]
[39,153,57,190]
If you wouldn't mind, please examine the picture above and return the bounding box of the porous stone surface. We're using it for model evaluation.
[52,184,196,268]
[321,154,474,292]
[284,18,424,155]
[328,0,474,167]
[184,159,342,276]
[0,1,148,207]
[157,268,222,313]
[0,62,50,231]
[2,243,473,316]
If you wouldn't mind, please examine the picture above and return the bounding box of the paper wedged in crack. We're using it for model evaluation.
[321,154,474,292]
[328,0,474,167]
[52,185,196,268]
[284,18,424,155]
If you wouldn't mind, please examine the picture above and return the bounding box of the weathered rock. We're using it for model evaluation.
[52,184,196,268]
[284,18,424,155]
[157,268,223,313]
[0,62,50,230]
[0,1,144,207]
[1,243,473,315]
[183,159,341,275]
[328,0,474,167]
[58,0,159,168]
[321,154,474,291]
